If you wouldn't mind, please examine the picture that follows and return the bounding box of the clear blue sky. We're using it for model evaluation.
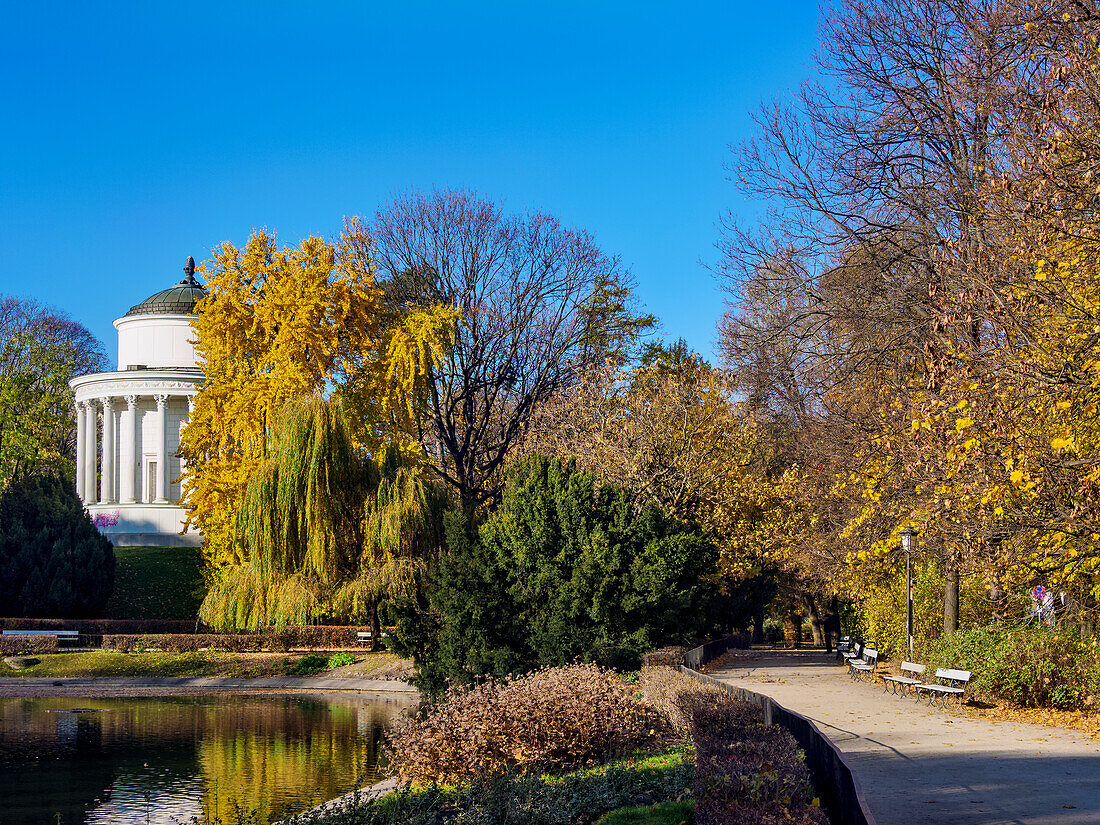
[0,2,819,364]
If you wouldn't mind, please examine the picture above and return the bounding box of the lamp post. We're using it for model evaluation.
[900,527,918,659]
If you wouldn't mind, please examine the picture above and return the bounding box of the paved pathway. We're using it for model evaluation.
[709,648,1100,825]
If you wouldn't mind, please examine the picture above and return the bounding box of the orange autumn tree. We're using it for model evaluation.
[181,229,455,570]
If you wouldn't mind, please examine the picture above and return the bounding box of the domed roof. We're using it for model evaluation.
[124,256,207,317]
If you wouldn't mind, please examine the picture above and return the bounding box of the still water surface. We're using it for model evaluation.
[0,693,415,825]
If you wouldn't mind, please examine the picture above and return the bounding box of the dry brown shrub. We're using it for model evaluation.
[640,665,726,737]
[386,663,662,785]
[642,647,684,668]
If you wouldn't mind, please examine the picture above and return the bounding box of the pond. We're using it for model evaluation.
[0,692,416,825]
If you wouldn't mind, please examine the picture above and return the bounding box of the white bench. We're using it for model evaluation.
[842,639,864,668]
[835,635,852,661]
[916,668,971,708]
[881,661,926,696]
[849,648,878,681]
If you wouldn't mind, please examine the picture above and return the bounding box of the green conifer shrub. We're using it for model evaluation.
[0,473,115,617]
[390,456,719,691]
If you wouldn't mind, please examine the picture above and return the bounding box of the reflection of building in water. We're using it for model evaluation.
[54,712,103,754]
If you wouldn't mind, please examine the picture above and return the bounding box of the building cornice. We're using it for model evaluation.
[70,369,204,401]
[112,313,198,329]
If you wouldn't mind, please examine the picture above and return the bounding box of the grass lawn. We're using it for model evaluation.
[105,545,204,620]
[595,801,694,825]
[0,650,404,679]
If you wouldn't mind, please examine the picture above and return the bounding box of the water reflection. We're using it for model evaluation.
[0,694,413,825]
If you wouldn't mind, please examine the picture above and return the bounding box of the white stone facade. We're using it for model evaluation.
[70,282,205,547]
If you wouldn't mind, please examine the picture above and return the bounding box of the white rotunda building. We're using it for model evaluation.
[70,257,206,546]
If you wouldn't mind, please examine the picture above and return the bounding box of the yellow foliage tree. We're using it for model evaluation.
[181,230,455,569]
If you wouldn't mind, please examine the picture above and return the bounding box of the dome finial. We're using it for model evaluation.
[182,256,197,285]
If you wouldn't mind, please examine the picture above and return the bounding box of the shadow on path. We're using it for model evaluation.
[708,647,1100,825]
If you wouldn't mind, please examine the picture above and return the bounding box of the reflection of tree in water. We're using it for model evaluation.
[195,698,395,824]
[0,694,412,825]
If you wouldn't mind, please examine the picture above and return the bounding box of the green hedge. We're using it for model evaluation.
[104,546,204,620]
[926,625,1100,711]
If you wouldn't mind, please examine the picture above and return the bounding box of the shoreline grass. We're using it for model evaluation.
[0,650,403,679]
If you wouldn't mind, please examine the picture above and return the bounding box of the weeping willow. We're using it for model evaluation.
[201,395,450,633]
[334,464,451,640]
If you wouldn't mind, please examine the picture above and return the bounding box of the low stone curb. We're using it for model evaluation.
[280,777,401,823]
[0,675,417,694]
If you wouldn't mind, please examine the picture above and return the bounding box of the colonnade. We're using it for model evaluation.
[74,393,194,506]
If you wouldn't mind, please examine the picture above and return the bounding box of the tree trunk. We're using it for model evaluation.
[787,611,802,649]
[944,562,959,636]
[369,600,382,651]
[752,611,765,645]
[803,594,824,647]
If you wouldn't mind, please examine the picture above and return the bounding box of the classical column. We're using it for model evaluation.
[154,394,169,503]
[83,401,97,504]
[178,395,194,483]
[120,395,138,503]
[75,402,86,501]
[100,398,115,503]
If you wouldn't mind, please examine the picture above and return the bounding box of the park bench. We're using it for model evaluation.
[881,661,926,696]
[915,668,971,708]
[2,629,80,648]
[842,639,864,668]
[848,647,878,681]
[835,635,852,661]
[357,631,372,644]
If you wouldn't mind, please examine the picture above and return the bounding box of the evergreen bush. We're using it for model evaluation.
[0,473,114,617]
[390,456,720,691]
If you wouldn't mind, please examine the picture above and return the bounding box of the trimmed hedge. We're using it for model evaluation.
[0,620,371,649]
[0,635,59,656]
[640,666,827,825]
[691,702,824,825]
[98,626,374,653]
[0,618,201,633]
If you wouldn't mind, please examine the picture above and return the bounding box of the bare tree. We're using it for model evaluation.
[719,0,1059,632]
[346,189,653,514]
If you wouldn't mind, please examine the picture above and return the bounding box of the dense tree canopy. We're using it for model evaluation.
[0,297,107,490]
[181,230,455,568]
[717,0,1100,650]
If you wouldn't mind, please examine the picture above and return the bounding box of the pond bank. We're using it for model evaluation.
[0,675,416,698]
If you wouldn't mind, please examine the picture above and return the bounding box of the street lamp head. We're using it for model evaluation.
[899,526,918,553]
